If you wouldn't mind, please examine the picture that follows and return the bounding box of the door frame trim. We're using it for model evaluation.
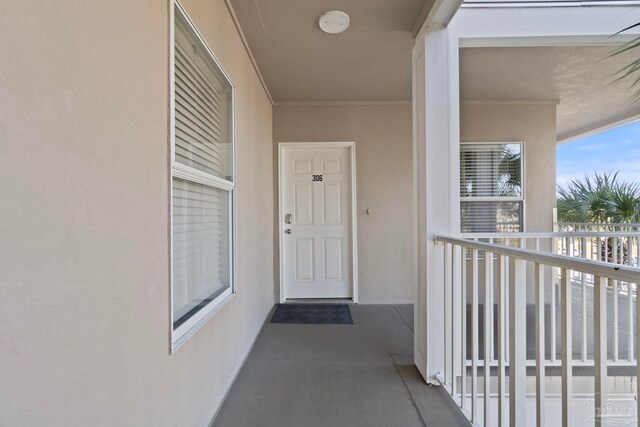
[278,142,358,303]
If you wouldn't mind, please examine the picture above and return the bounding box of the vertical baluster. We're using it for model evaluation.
[569,237,574,258]
[619,238,634,363]
[620,235,624,265]
[629,244,634,362]
[490,238,494,365]
[551,268,557,363]
[461,248,467,410]
[484,250,493,427]
[498,255,507,427]
[629,282,635,361]
[535,263,545,427]
[581,237,588,362]
[594,276,608,427]
[444,243,452,387]
[636,281,640,424]
[613,237,619,361]
[505,258,509,364]
[597,235,602,262]
[561,269,573,427]
[471,249,479,423]
[552,233,560,368]
[509,257,527,426]
[452,245,462,400]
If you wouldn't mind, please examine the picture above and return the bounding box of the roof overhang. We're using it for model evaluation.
[449,5,640,142]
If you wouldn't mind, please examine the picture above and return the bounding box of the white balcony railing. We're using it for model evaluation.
[433,232,640,427]
[557,222,640,233]
[464,232,640,368]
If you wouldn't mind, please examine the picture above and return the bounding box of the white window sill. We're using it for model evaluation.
[171,291,235,353]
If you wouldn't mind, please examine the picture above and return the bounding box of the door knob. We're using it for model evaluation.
[284,228,292,235]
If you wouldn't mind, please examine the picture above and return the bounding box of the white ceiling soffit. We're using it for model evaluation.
[460,45,640,142]
[228,0,429,103]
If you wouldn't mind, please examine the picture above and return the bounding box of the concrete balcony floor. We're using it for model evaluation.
[212,304,469,427]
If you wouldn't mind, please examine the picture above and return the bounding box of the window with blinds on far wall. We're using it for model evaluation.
[171,4,234,350]
[460,142,523,233]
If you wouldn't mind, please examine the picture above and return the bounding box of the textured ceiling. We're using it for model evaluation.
[460,45,640,141]
[229,0,427,102]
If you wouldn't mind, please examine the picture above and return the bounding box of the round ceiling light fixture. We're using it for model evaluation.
[319,10,350,34]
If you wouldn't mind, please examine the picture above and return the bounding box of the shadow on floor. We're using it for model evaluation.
[211,304,468,427]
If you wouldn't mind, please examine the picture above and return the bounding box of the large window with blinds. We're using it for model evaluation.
[171,3,235,350]
[460,142,524,233]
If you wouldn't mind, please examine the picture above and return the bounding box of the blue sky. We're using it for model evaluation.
[556,121,640,189]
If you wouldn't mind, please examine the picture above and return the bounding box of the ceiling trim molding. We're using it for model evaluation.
[223,0,274,105]
[412,0,437,38]
[274,101,412,107]
[427,0,465,28]
[414,0,463,43]
[459,35,639,48]
[461,99,560,105]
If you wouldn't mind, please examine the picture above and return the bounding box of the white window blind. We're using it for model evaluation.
[172,179,229,325]
[174,17,232,181]
[460,143,523,233]
[171,4,235,349]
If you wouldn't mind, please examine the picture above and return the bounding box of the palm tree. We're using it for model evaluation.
[557,172,640,262]
[497,145,522,197]
[557,172,627,223]
[612,23,640,98]
[609,181,640,223]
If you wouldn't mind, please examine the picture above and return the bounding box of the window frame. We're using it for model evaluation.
[169,0,237,352]
[459,141,526,233]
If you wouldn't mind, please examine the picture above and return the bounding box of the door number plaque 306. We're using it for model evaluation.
[312,175,323,182]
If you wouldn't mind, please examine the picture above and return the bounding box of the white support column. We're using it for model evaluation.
[413,22,460,382]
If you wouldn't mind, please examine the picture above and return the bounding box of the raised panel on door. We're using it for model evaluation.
[323,238,343,281]
[293,159,312,174]
[294,238,314,281]
[293,183,313,225]
[322,159,341,174]
[322,182,342,225]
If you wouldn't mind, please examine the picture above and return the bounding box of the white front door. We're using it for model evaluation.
[279,143,355,300]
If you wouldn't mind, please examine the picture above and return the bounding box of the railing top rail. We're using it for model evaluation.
[436,234,640,283]
[558,222,640,227]
[463,231,640,239]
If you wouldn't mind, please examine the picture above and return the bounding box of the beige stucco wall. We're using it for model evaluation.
[460,103,557,232]
[0,1,274,426]
[273,105,415,303]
